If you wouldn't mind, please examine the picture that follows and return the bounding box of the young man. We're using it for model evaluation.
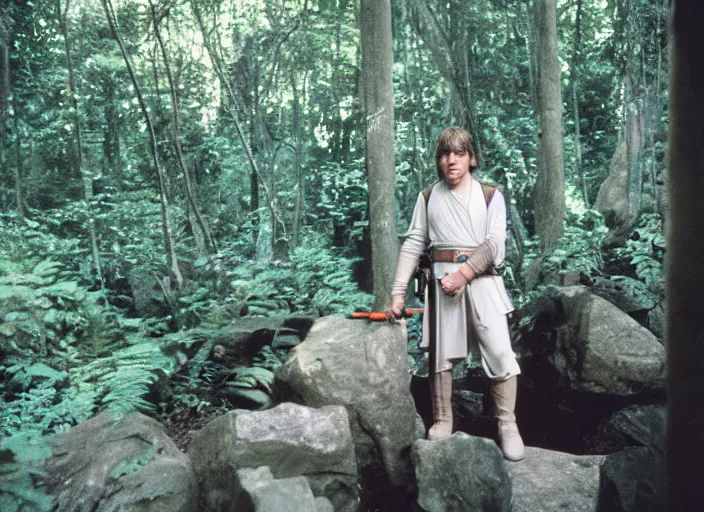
[390,127,524,461]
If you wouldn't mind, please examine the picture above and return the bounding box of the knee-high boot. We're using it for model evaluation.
[490,375,525,461]
[428,369,453,440]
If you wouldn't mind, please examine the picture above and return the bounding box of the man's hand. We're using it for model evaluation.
[440,270,468,296]
[389,295,405,317]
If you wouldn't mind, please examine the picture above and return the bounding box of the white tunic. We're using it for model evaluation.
[398,178,520,378]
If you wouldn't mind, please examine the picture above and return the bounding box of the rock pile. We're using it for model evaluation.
[43,290,666,511]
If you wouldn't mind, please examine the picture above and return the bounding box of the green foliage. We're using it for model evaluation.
[614,213,665,290]
[0,257,119,357]
[74,342,174,416]
[0,433,53,512]
[522,185,610,303]
[224,231,373,318]
[227,366,275,393]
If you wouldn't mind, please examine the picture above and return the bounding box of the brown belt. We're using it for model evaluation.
[431,248,497,277]
[431,248,476,263]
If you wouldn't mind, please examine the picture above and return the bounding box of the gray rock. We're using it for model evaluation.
[44,412,197,512]
[315,496,335,512]
[413,432,511,512]
[233,466,317,512]
[507,446,604,512]
[187,402,358,512]
[647,302,666,341]
[557,287,665,395]
[275,317,416,490]
[601,405,666,452]
[415,414,427,440]
[522,286,665,396]
[598,447,664,512]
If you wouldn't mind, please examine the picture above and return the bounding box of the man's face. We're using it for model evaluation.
[439,149,475,187]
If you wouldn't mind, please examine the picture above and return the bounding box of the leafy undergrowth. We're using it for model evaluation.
[0,216,374,508]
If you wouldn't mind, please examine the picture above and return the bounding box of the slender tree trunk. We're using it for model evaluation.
[102,0,183,288]
[56,0,103,285]
[519,0,539,116]
[0,12,12,214]
[12,95,25,218]
[571,0,586,205]
[149,0,216,255]
[667,2,704,510]
[360,0,398,310]
[534,0,565,252]
[290,70,303,249]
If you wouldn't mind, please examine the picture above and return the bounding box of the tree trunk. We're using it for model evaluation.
[360,0,398,310]
[149,0,216,256]
[56,0,103,285]
[534,0,565,252]
[12,94,25,218]
[0,11,16,215]
[102,0,183,288]
[667,2,704,510]
[571,0,587,205]
[290,70,304,249]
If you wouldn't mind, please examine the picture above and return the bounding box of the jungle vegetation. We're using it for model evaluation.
[0,0,668,508]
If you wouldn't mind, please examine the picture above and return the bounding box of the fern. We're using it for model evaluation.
[75,342,172,415]
[228,366,275,392]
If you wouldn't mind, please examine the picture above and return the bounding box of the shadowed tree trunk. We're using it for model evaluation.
[290,70,304,249]
[360,0,398,310]
[0,9,21,216]
[666,1,704,510]
[534,0,565,252]
[571,0,586,205]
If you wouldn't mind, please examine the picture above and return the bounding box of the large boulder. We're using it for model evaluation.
[599,404,666,452]
[518,286,665,396]
[44,412,197,512]
[507,447,605,511]
[597,447,664,512]
[233,466,333,512]
[187,402,358,512]
[274,317,416,494]
[413,432,511,512]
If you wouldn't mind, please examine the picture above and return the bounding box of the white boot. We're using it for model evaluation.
[427,370,453,440]
[490,376,525,461]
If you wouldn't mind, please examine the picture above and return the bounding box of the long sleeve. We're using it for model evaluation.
[465,189,507,274]
[391,192,429,296]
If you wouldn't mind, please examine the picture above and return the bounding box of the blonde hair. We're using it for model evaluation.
[434,127,477,178]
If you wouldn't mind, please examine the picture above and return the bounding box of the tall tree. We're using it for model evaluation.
[0,7,18,216]
[102,0,183,289]
[359,0,398,309]
[667,1,704,509]
[534,0,565,252]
